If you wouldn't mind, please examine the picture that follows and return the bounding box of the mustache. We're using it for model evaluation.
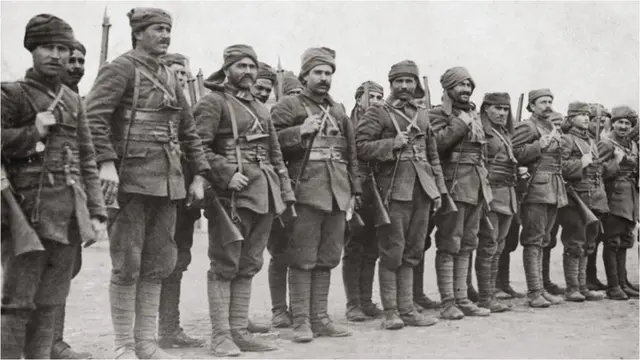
[459,91,471,97]
[69,69,84,75]
[317,81,330,87]
[241,74,254,82]
[543,108,553,113]
[158,38,170,45]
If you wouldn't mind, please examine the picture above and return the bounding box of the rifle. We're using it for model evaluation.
[185,59,198,105]
[516,93,524,125]
[196,69,205,98]
[422,76,432,109]
[99,6,111,68]
[276,56,284,102]
[1,164,44,256]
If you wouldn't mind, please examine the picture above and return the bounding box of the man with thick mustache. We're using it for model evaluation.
[512,89,567,308]
[194,44,294,356]
[251,62,276,104]
[357,61,445,329]
[428,67,492,320]
[84,8,210,359]
[272,47,360,343]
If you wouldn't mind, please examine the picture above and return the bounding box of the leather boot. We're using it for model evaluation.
[268,258,291,328]
[618,249,639,298]
[397,266,438,327]
[23,306,56,359]
[158,272,205,349]
[563,254,585,302]
[360,258,383,318]
[523,246,550,308]
[109,282,138,358]
[579,254,605,301]
[379,267,404,330]
[586,243,607,291]
[602,247,628,300]
[342,248,365,322]
[455,252,490,317]
[542,246,565,295]
[413,257,440,310]
[540,249,564,305]
[134,282,175,359]
[496,251,525,298]
[2,309,31,359]
[207,272,240,357]
[50,304,93,359]
[230,277,277,352]
[289,268,313,343]
[436,251,464,320]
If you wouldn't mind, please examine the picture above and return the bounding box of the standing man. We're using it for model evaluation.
[194,44,295,356]
[429,67,492,320]
[84,8,210,359]
[2,14,107,358]
[251,62,276,104]
[272,47,361,342]
[342,80,385,322]
[512,89,567,308]
[475,93,517,313]
[356,61,444,329]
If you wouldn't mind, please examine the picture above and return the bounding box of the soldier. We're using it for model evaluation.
[429,67,492,319]
[342,80,385,322]
[161,53,188,89]
[62,40,85,93]
[84,8,210,359]
[194,44,295,356]
[281,71,304,96]
[272,47,361,342]
[475,93,517,313]
[1,14,107,359]
[512,89,567,308]
[557,102,608,302]
[600,106,639,300]
[251,62,276,104]
[356,60,444,329]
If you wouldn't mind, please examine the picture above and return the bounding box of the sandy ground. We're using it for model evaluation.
[63,230,639,359]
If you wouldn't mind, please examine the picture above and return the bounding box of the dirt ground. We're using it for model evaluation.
[65,230,639,359]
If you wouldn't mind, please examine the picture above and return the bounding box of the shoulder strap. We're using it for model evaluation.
[223,93,243,174]
[228,95,265,133]
[118,68,141,175]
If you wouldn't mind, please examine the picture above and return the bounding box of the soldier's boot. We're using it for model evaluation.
[1,309,31,359]
[523,246,550,308]
[436,251,464,320]
[618,249,639,298]
[360,260,383,318]
[466,252,479,303]
[310,268,351,338]
[109,282,139,359]
[542,247,565,296]
[133,282,175,359]
[496,251,525,298]
[379,266,404,330]
[478,251,510,313]
[229,277,277,352]
[342,254,366,322]
[268,258,292,328]
[397,266,438,327]
[50,304,93,359]
[23,306,56,359]
[454,252,490,317]
[413,258,441,310]
[602,247,628,300]
[288,268,314,343]
[579,255,605,301]
[586,244,607,291]
[563,254,585,302]
[207,272,240,357]
[158,272,205,349]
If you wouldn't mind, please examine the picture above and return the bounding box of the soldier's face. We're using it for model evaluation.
[251,78,273,103]
[225,58,257,90]
[612,118,632,137]
[136,23,171,56]
[169,63,187,88]
[286,88,303,96]
[391,76,416,101]
[65,49,85,86]
[531,96,554,118]
[572,113,590,130]
[358,91,384,107]
[32,43,70,77]
[588,115,607,136]
[304,65,333,95]
[449,80,474,103]
[485,104,510,126]
[551,117,563,129]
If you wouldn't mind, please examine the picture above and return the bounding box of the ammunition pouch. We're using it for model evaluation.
[214,135,272,165]
[118,109,180,144]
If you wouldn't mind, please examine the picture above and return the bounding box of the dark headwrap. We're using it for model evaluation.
[257,62,277,84]
[354,80,384,100]
[480,92,514,134]
[205,44,258,89]
[388,60,425,99]
[160,53,187,67]
[589,103,611,119]
[611,105,638,127]
[127,7,172,32]
[71,40,86,55]
[440,66,475,91]
[567,101,591,117]
[24,14,75,52]
[526,88,554,112]
[281,71,303,95]
[299,47,336,82]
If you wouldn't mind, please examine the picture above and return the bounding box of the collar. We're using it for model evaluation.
[531,113,555,132]
[25,68,62,93]
[302,87,334,107]
[568,126,591,140]
[127,49,163,73]
[224,82,254,101]
[386,95,417,110]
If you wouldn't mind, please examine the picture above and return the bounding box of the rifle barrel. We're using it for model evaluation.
[99,7,111,67]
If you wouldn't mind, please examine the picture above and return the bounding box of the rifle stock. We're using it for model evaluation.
[422,76,432,109]
[203,187,245,245]
[368,174,391,227]
[437,194,458,215]
[566,186,600,229]
[516,93,524,123]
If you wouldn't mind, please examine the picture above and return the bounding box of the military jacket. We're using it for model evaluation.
[483,120,518,215]
[599,135,638,222]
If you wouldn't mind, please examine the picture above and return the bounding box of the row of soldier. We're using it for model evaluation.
[1,8,638,360]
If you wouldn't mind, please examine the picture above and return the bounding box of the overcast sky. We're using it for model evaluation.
[2,1,638,114]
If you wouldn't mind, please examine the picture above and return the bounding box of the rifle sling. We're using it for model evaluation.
[223,93,243,223]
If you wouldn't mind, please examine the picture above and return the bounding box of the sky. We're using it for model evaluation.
[1,1,638,115]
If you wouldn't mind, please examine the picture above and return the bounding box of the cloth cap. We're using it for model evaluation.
[257,62,276,84]
[206,44,259,87]
[24,14,75,52]
[388,60,425,99]
[282,71,303,95]
[589,103,611,119]
[567,101,591,117]
[71,40,86,55]
[127,8,172,32]
[160,53,187,67]
[440,66,475,90]
[482,92,511,106]
[299,47,336,81]
[355,80,384,100]
[526,88,554,112]
[481,92,514,134]
[611,105,638,126]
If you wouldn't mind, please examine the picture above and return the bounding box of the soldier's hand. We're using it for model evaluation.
[99,161,120,206]
[300,114,322,136]
[186,174,206,207]
[228,172,249,191]
[581,153,593,168]
[614,147,626,164]
[539,135,552,149]
[394,131,409,149]
[432,196,442,213]
[85,217,108,248]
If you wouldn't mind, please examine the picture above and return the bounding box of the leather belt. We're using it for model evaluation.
[308,148,347,162]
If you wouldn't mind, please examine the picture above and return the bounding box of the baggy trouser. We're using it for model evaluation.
[342,242,362,308]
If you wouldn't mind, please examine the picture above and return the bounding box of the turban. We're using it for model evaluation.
[24,14,75,52]
[257,62,277,84]
[611,105,638,127]
[71,40,86,55]
[526,88,554,112]
[354,81,384,100]
[388,60,425,99]
[160,53,187,67]
[299,47,336,82]
[127,8,172,32]
[481,92,514,134]
[282,71,303,95]
[440,66,475,91]
[206,44,259,88]
[567,101,591,117]
[589,103,611,119]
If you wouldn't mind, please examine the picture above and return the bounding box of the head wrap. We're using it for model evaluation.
[71,40,86,55]
[299,47,336,82]
[257,62,276,84]
[526,88,554,112]
[589,103,611,119]
[281,71,303,95]
[567,101,591,117]
[440,66,475,91]
[354,80,384,100]
[127,8,172,32]
[480,92,514,134]
[611,105,638,127]
[387,60,425,99]
[24,14,75,52]
[160,53,187,67]
[205,44,258,89]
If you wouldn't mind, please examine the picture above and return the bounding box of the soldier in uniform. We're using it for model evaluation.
[600,106,639,300]
[557,102,608,302]
[272,47,360,342]
[429,67,492,319]
[475,93,517,313]
[356,60,444,329]
[281,71,304,97]
[1,14,107,359]
[194,44,295,356]
[512,89,567,308]
[342,80,385,322]
[251,62,276,104]
[84,8,210,359]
